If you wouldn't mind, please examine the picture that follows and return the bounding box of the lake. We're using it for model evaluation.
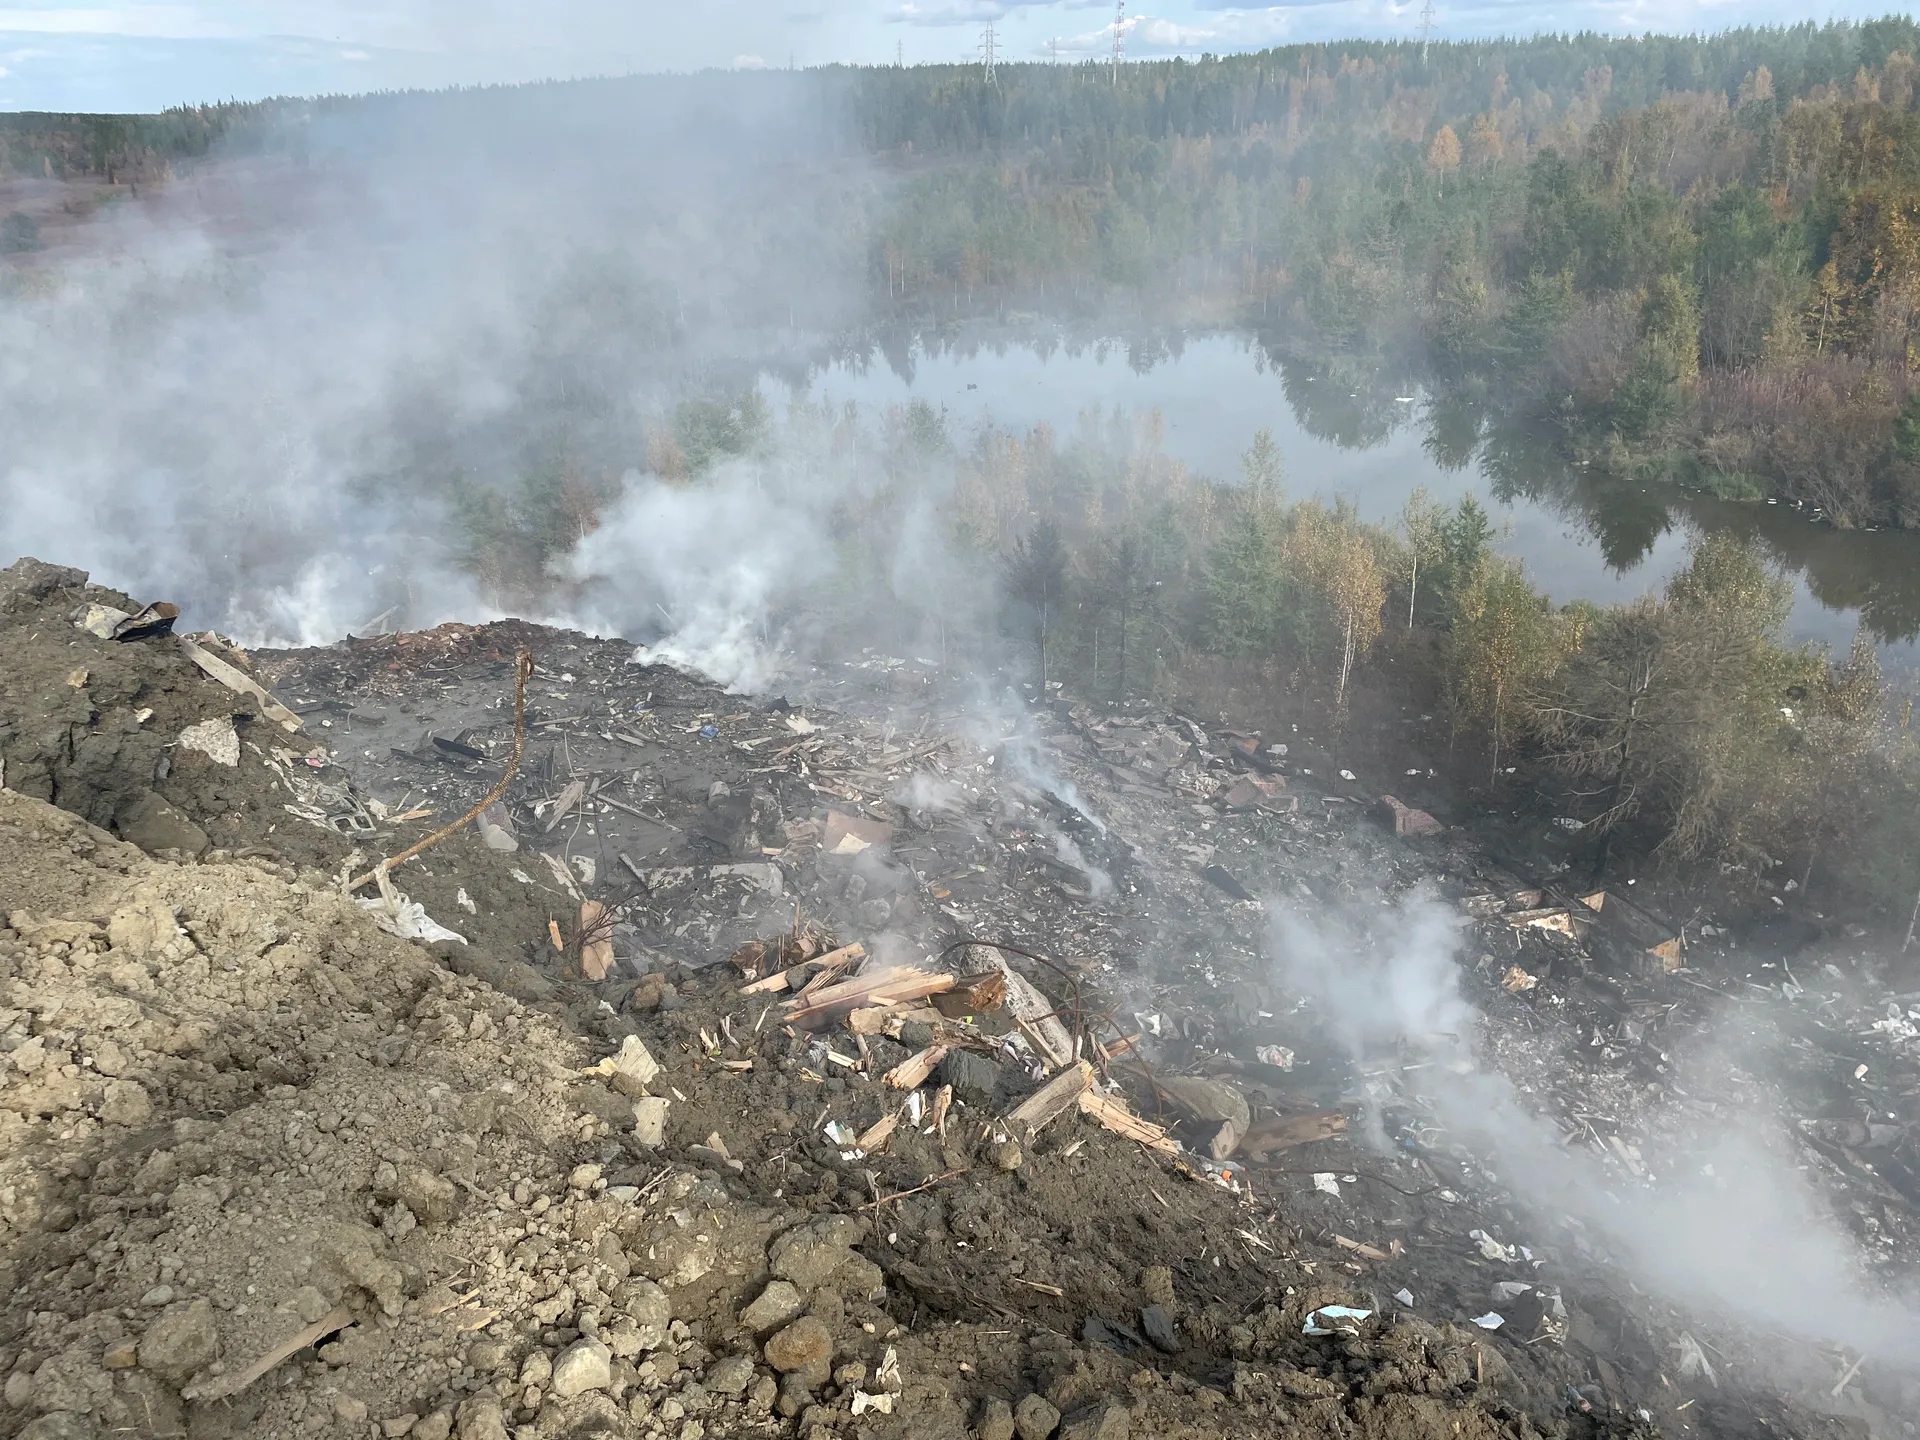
[788,329,1920,681]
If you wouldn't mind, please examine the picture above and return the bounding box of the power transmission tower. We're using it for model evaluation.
[1420,0,1435,62]
[896,39,903,68]
[980,20,998,85]
[1112,0,1125,85]
[1049,37,1059,63]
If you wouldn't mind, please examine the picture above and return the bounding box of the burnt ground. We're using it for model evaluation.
[0,553,1917,1440]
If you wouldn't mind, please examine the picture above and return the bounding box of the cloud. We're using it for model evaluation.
[886,1,1007,25]
[732,51,768,67]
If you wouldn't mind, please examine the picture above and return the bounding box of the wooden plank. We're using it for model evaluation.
[1078,1087,1180,1155]
[1005,1060,1094,1138]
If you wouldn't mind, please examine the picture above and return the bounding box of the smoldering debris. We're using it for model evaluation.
[4,559,1919,1438]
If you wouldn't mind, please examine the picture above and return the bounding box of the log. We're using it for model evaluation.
[782,965,955,1030]
[965,944,1073,1070]
[885,1044,950,1090]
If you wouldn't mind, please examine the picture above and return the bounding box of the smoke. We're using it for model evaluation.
[1269,891,1920,1368]
[0,77,863,643]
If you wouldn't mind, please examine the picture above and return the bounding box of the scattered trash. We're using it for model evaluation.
[1312,1172,1341,1196]
[1303,1305,1371,1336]
[1501,965,1539,994]
[1470,1229,1518,1262]
[1491,1281,1534,1302]
[177,716,240,767]
[1470,1313,1506,1330]
[356,877,467,946]
[1254,1044,1295,1070]
[1394,1288,1414,1307]
[1338,769,1357,782]
[1552,816,1585,831]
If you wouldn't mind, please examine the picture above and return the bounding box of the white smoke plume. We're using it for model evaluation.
[1268,891,1920,1368]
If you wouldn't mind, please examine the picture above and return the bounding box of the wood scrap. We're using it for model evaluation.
[543,778,588,832]
[1078,1088,1180,1155]
[782,965,954,1030]
[929,1083,953,1135]
[1005,1060,1094,1139]
[1332,1235,1390,1262]
[182,1307,353,1402]
[578,900,614,981]
[885,1044,950,1090]
[965,944,1074,1069]
[931,969,1007,1019]
[857,1114,899,1153]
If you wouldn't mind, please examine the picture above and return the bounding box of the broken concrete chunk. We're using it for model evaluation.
[474,802,517,853]
[707,1355,756,1396]
[976,1397,1017,1440]
[549,1339,612,1398]
[1380,794,1442,838]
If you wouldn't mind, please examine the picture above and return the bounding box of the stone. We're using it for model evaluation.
[395,1167,458,1225]
[107,899,178,958]
[334,1395,370,1425]
[102,1342,137,1371]
[568,1163,603,1191]
[976,1397,1017,1440]
[18,1415,98,1440]
[617,1277,672,1349]
[767,1215,862,1289]
[1140,1304,1178,1354]
[762,1317,832,1378]
[706,1355,755,1396]
[632,1096,670,1148]
[517,1352,552,1388]
[453,1397,509,1440]
[987,1139,1023,1172]
[383,1417,420,1438]
[549,1340,612,1399]
[741,1280,804,1334]
[1057,1399,1130,1440]
[747,1374,778,1412]
[413,1411,453,1440]
[138,1299,219,1381]
[114,791,209,858]
[1014,1393,1061,1440]
[28,1353,111,1415]
[98,1081,152,1128]
[941,1049,1003,1105]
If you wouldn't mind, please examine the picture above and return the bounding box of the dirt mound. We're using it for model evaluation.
[2,556,1901,1440]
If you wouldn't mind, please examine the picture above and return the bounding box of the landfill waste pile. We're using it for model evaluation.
[1,554,1917,1440]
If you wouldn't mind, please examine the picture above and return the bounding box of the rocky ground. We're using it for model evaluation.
[1,555,1917,1440]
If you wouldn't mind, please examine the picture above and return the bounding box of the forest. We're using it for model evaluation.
[5,22,1920,917]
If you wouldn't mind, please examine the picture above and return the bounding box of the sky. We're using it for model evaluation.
[0,0,1891,112]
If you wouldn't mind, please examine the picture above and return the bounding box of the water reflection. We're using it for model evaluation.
[795,324,1920,661]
